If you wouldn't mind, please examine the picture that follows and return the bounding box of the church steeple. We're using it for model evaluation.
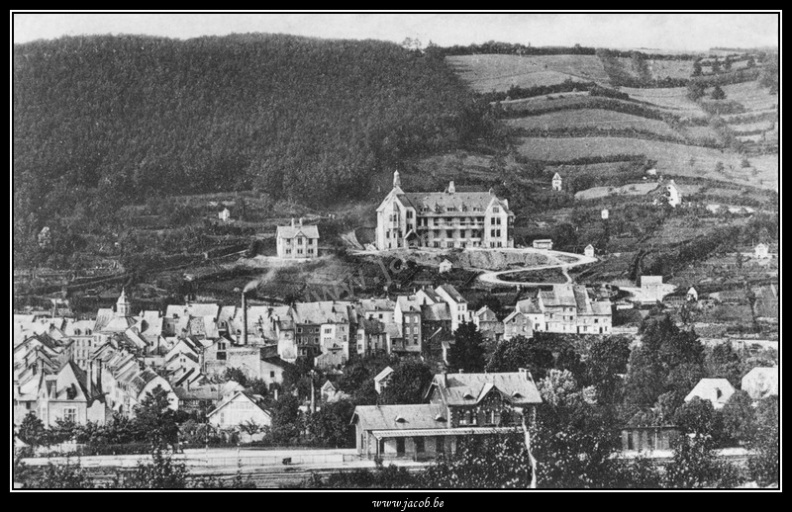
[116,287,131,317]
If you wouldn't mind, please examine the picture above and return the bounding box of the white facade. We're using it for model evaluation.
[376,172,514,251]
[584,244,595,258]
[552,172,563,191]
[754,243,770,259]
[276,218,320,259]
[208,392,271,430]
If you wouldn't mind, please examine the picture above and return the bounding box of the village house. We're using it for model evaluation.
[438,259,453,274]
[352,370,542,460]
[355,318,389,356]
[276,218,320,259]
[687,287,699,302]
[207,391,271,434]
[393,295,424,354]
[357,298,396,324]
[515,296,546,333]
[292,301,353,364]
[754,243,770,259]
[259,356,293,389]
[218,207,231,222]
[174,380,244,414]
[376,171,514,250]
[502,311,533,341]
[320,380,351,403]
[472,306,503,341]
[684,378,735,410]
[90,343,179,416]
[552,172,563,191]
[584,244,595,258]
[33,361,107,427]
[741,367,778,400]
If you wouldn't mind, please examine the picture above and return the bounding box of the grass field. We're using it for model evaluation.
[515,136,777,188]
[680,125,721,142]
[618,87,706,117]
[447,54,609,93]
[505,109,679,138]
[647,59,694,79]
[729,121,776,134]
[721,82,779,112]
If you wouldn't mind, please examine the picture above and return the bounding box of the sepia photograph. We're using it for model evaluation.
[11,11,780,491]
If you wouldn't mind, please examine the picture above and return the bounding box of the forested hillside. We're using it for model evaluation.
[14,34,494,257]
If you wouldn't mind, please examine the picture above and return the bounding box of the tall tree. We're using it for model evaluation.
[380,358,434,405]
[448,322,486,373]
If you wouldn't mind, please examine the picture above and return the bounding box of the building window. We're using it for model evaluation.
[493,206,500,213]
[63,408,77,423]
[415,437,425,453]
[286,249,291,255]
[270,371,276,378]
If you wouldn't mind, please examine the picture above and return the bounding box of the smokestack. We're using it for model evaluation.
[241,292,248,346]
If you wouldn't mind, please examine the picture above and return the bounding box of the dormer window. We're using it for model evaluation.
[434,414,446,422]
[395,415,406,423]
[463,392,475,400]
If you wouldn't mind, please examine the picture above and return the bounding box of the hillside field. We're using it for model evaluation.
[515,136,777,187]
[506,109,680,138]
[447,54,609,92]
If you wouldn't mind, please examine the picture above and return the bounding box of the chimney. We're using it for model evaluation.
[299,218,303,227]
[274,387,279,401]
[86,361,93,397]
[442,371,448,387]
[489,187,494,196]
[458,369,464,374]
[448,181,455,194]
[291,218,295,228]
[241,292,248,346]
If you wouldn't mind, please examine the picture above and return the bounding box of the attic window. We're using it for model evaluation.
[512,392,523,399]
[463,392,475,400]
[434,414,447,422]
[395,415,406,423]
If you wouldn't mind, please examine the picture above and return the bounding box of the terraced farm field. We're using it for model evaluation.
[619,87,705,117]
[505,109,679,138]
[516,136,777,188]
[447,54,608,93]
[680,125,721,142]
[721,82,779,112]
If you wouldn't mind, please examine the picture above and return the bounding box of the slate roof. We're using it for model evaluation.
[358,298,396,313]
[428,372,542,407]
[93,308,116,332]
[539,285,577,308]
[684,378,735,409]
[475,306,497,321]
[293,302,351,325]
[437,284,467,304]
[352,404,449,431]
[516,298,543,315]
[422,303,452,322]
[396,296,423,313]
[397,192,511,216]
[207,391,271,419]
[276,224,320,239]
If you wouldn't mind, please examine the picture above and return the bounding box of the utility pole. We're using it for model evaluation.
[310,369,316,414]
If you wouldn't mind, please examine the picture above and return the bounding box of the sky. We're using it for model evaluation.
[12,12,780,51]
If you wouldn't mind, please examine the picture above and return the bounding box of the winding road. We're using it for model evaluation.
[476,248,598,286]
